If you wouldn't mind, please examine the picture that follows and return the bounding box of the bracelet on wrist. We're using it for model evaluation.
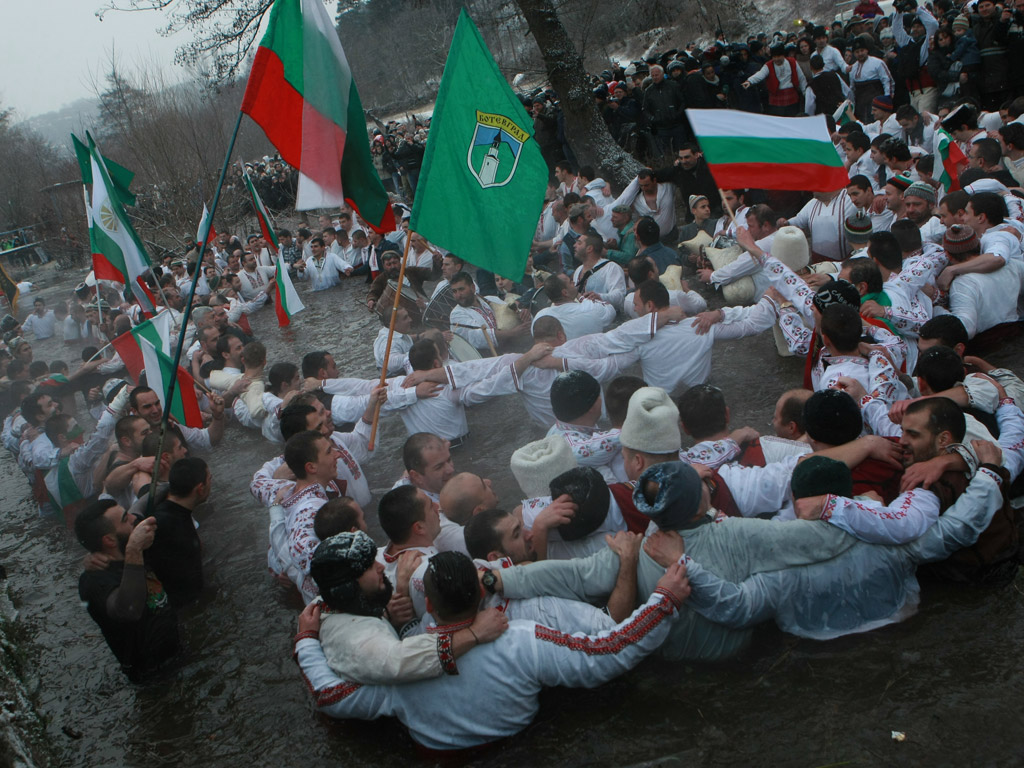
[468,627,480,645]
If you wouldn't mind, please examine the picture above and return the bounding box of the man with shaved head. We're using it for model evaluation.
[436,472,500,554]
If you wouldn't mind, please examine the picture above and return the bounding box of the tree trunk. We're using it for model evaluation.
[515,0,643,189]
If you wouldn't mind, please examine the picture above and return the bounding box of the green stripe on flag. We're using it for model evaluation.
[698,137,844,168]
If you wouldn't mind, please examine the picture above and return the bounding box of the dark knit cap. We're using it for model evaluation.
[872,95,894,112]
[844,211,874,244]
[550,370,602,422]
[632,461,704,530]
[885,173,913,193]
[803,389,864,446]
[790,455,854,499]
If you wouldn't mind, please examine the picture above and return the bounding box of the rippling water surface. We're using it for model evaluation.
[2,264,1022,767]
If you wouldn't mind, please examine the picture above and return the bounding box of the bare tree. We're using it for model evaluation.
[514,0,643,187]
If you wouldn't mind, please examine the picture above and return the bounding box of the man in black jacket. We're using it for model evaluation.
[643,65,687,157]
[653,144,722,222]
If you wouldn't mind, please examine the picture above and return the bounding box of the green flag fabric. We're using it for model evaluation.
[410,9,547,282]
[71,133,138,207]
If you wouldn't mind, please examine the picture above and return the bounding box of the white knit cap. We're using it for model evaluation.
[619,387,681,454]
[770,226,809,273]
[510,435,578,499]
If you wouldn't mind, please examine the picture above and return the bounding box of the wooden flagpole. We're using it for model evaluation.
[368,233,414,451]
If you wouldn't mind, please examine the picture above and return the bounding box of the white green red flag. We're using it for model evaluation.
[935,128,967,192]
[73,132,157,315]
[113,311,204,428]
[44,456,84,518]
[197,203,218,247]
[273,254,305,327]
[686,109,848,192]
[242,169,280,253]
[832,100,854,127]
[240,0,395,232]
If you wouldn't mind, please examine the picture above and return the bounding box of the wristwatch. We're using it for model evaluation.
[481,570,499,595]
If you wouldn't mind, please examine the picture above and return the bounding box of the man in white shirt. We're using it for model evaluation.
[237,252,276,301]
[611,169,677,243]
[813,27,848,72]
[786,188,857,262]
[848,38,895,123]
[449,272,529,353]
[843,132,881,190]
[902,182,946,245]
[21,299,56,340]
[532,273,616,339]
[572,232,626,312]
[296,237,349,290]
[847,175,896,232]
[942,224,1023,340]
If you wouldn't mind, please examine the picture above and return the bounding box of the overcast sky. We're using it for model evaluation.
[2,1,340,119]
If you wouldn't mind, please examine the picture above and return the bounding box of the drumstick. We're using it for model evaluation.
[451,323,498,356]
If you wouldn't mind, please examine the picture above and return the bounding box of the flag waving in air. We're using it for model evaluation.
[241,0,395,232]
[935,128,967,192]
[410,9,547,282]
[242,168,280,253]
[686,109,849,192]
[197,203,218,247]
[73,132,157,315]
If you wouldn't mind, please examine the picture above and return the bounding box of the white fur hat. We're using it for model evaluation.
[510,435,578,499]
[770,226,810,273]
[620,387,681,454]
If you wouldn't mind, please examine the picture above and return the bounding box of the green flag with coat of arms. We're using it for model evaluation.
[409,9,547,282]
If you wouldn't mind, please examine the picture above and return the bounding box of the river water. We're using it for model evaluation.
[1,262,1022,767]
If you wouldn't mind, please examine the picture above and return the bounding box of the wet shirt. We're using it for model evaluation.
[78,562,179,680]
[144,499,203,608]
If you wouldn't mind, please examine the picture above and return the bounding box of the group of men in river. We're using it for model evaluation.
[4,4,1024,753]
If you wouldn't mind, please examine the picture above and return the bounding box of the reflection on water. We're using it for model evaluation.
[1,267,1022,766]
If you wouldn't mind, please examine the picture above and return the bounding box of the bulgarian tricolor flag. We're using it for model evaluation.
[45,457,85,524]
[73,132,157,315]
[687,109,849,192]
[935,127,967,192]
[111,312,204,428]
[197,203,218,247]
[241,0,395,233]
[242,169,280,253]
[272,254,305,327]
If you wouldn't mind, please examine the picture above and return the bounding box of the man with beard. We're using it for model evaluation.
[75,499,179,681]
[365,250,433,312]
[449,271,530,352]
[309,530,509,683]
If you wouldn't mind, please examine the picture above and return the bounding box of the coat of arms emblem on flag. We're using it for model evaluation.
[467,110,527,188]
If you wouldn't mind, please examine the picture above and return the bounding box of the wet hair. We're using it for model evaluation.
[913,345,966,393]
[889,220,922,256]
[867,231,903,271]
[449,271,474,289]
[677,384,728,440]
[968,192,1007,227]
[423,551,481,620]
[74,498,119,553]
[777,390,810,434]
[268,362,299,395]
[141,430,183,459]
[626,255,657,286]
[543,274,568,302]
[44,413,71,444]
[635,218,661,247]
[605,375,648,428]
[284,430,326,479]
[301,350,332,379]
[28,361,48,379]
[905,397,966,442]
[638,280,670,308]
[377,484,426,544]
[746,203,776,228]
[803,389,863,446]
[115,415,147,447]
[548,467,611,541]
[919,315,969,349]
[21,392,51,425]
[6,359,26,379]
[168,456,208,497]
[402,432,445,473]
[464,508,513,561]
[821,303,863,353]
[550,370,601,422]
[408,339,440,371]
[532,315,564,341]
[279,404,318,442]
[790,456,853,500]
[843,257,883,294]
[313,497,362,541]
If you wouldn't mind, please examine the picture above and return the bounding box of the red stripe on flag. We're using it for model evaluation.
[707,162,850,192]
[242,49,343,198]
[176,367,205,429]
[236,313,253,336]
[110,330,145,383]
[274,293,290,327]
[346,196,397,235]
[92,252,126,284]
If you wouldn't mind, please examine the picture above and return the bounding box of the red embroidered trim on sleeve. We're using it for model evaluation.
[533,597,672,655]
[436,631,459,675]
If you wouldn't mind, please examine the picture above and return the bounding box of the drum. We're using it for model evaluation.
[447,333,482,362]
[377,280,423,326]
[422,283,457,330]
